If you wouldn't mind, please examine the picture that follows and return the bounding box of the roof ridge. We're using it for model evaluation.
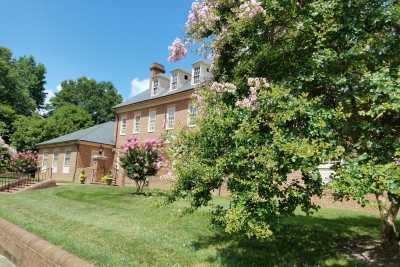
[37,121,115,146]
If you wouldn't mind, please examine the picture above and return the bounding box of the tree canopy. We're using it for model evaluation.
[169,0,400,252]
[11,104,93,151]
[0,46,122,151]
[0,47,46,141]
[49,77,122,124]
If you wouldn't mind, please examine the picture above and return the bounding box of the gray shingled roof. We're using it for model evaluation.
[37,121,115,146]
[114,82,194,109]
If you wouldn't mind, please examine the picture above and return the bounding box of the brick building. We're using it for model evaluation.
[113,61,212,186]
[37,60,211,186]
[37,121,115,183]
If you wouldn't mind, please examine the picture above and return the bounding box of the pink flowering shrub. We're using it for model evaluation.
[120,137,164,192]
[235,78,270,109]
[211,82,237,93]
[236,0,266,19]
[12,151,38,175]
[168,38,188,63]
[186,0,220,39]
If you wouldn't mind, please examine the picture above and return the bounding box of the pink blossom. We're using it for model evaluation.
[143,138,165,150]
[235,77,270,110]
[236,0,265,19]
[186,1,220,39]
[168,38,187,63]
[123,137,140,152]
[247,77,269,88]
[211,82,237,93]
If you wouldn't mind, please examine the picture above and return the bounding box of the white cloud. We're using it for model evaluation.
[45,89,55,104]
[130,78,149,96]
[38,88,56,115]
[56,84,62,92]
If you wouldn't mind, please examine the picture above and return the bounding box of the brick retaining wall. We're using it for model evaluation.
[0,218,95,267]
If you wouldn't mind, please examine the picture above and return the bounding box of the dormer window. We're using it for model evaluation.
[152,79,159,95]
[193,67,201,84]
[171,74,178,90]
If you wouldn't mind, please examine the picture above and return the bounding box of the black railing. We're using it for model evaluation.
[0,170,46,193]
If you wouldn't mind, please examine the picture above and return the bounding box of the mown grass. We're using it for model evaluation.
[0,185,387,266]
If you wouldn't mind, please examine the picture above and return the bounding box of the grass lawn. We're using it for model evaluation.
[0,185,389,266]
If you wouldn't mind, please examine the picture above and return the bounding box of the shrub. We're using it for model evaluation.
[12,151,38,175]
[120,137,164,192]
[79,170,87,184]
[101,172,113,185]
[0,146,11,173]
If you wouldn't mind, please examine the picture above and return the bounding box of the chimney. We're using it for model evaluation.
[150,63,165,80]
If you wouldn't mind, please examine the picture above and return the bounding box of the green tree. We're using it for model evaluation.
[0,47,46,141]
[169,0,400,252]
[11,104,93,151]
[15,56,47,109]
[46,104,94,136]
[10,114,47,151]
[50,77,122,124]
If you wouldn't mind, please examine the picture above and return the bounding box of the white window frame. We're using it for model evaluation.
[120,116,127,135]
[42,151,49,170]
[171,74,178,90]
[152,79,159,95]
[187,102,198,127]
[193,66,201,84]
[133,112,141,134]
[52,151,59,173]
[63,150,72,174]
[148,110,156,133]
[166,105,176,130]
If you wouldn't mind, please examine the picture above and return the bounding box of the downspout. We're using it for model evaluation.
[72,143,80,182]
[114,113,124,186]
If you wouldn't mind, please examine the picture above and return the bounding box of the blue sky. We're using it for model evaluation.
[0,0,200,101]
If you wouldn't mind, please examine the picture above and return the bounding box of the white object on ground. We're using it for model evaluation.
[318,163,335,184]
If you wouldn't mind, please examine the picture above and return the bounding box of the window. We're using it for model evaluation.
[42,151,48,170]
[188,103,198,127]
[52,151,59,173]
[63,150,72,174]
[64,151,72,166]
[193,66,201,84]
[133,113,141,133]
[152,79,159,95]
[166,105,175,130]
[148,110,156,132]
[171,74,178,90]
[120,116,127,135]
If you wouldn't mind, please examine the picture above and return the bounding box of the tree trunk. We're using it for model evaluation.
[375,193,400,253]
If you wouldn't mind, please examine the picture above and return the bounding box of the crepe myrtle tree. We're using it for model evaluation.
[120,137,164,193]
[167,0,400,251]
[12,151,38,176]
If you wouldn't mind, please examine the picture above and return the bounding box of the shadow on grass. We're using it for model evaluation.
[128,190,169,197]
[192,215,382,267]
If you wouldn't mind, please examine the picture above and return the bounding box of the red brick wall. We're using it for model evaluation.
[114,91,195,186]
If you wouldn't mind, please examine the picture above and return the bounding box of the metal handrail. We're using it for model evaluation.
[0,169,45,192]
